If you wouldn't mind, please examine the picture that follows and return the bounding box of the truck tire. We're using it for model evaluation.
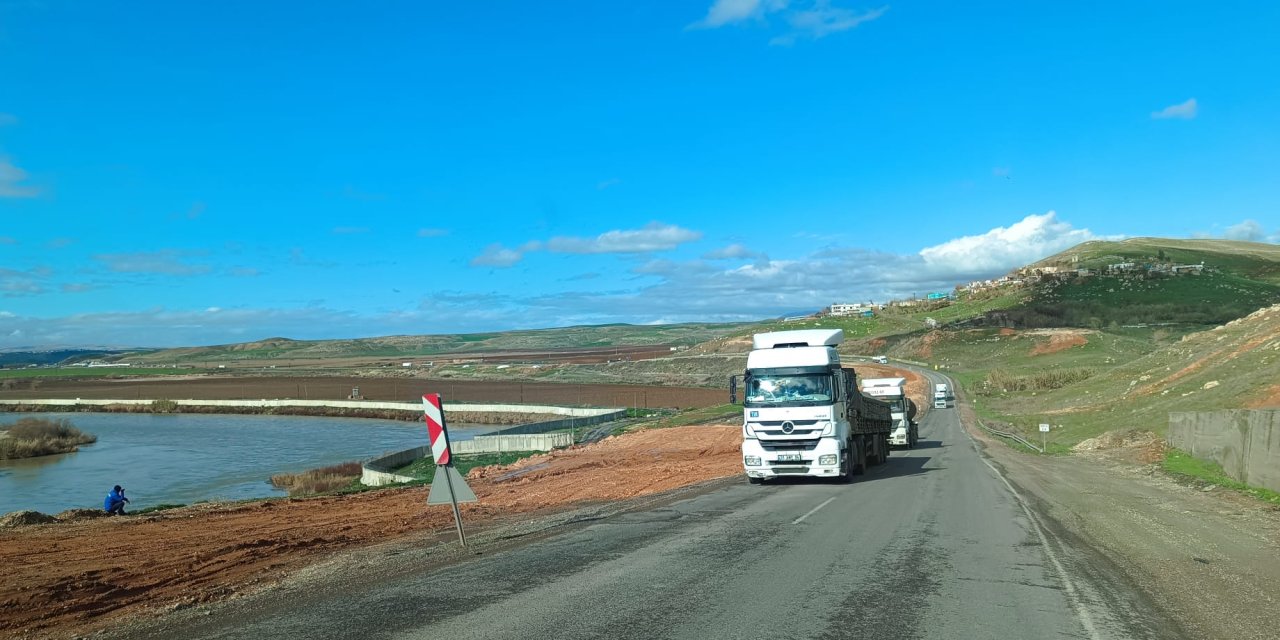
[837,449,854,483]
[853,439,867,475]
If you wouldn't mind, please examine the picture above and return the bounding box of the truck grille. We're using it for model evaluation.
[759,439,820,451]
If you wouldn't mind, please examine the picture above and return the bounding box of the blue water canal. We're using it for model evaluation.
[0,412,499,515]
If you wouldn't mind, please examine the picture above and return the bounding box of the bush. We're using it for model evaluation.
[981,368,1096,395]
[270,461,363,496]
[151,399,180,413]
[0,417,97,459]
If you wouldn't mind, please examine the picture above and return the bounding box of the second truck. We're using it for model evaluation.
[860,377,919,448]
[737,329,893,484]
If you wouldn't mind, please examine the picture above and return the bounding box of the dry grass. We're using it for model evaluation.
[270,461,363,496]
[0,417,97,459]
[980,368,1097,394]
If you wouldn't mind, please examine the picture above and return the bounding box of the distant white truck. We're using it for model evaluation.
[934,382,950,409]
[872,355,888,364]
[861,377,919,448]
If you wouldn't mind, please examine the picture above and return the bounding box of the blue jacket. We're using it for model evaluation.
[104,489,128,511]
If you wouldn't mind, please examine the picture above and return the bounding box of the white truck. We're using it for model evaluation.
[860,377,919,448]
[933,382,950,409]
[737,330,893,484]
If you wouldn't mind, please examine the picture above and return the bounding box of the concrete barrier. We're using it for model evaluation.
[1168,410,1280,492]
[360,432,576,486]
[362,446,430,486]
[453,433,574,455]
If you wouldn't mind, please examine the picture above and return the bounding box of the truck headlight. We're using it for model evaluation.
[818,454,837,465]
[744,456,762,467]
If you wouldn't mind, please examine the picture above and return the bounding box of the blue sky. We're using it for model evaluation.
[1,1,1277,348]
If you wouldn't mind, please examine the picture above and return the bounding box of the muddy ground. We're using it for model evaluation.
[0,425,743,638]
[0,377,725,410]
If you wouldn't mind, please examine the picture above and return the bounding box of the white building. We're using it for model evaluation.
[829,303,865,316]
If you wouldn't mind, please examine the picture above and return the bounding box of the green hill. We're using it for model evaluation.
[964,238,1280,330]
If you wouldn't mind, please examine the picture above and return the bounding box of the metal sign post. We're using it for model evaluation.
[423,393,477,547]
[1039,423,1050,452]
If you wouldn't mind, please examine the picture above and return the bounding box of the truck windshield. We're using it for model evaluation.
[745,374,832,407]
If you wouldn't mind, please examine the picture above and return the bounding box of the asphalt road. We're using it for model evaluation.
[116,373,1183,640]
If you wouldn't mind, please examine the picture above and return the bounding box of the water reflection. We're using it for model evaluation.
[0,412,497,515]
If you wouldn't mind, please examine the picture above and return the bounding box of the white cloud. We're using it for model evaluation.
[771,2,887,45]
[471,223,703,267]
[546,222,702,254]
[0,267,50,297]
[0,156,39,198]
[94,250,211,276]
[703,243,766,260]
[470,243,525,268]
[690,0,786,29]
[333,226,370,235]
[919,211,1096,277]
[1152,98,1197,120]
[1218,219,1277,243]
[417,228,449,238]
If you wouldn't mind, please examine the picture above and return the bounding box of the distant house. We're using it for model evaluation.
[829,303,865,316]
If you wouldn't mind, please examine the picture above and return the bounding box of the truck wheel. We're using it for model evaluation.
[854,441,867,475]
[838,450,854,483]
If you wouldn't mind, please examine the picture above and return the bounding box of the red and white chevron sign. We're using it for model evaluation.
[422,393,451,466]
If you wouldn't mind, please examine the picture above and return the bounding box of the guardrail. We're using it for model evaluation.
[974,419,1043,453]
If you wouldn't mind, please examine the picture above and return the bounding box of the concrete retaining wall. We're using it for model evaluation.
[360,432,577,486]
[1168,410,1280,492]
[362,446,430,486]
[453,432,574,454]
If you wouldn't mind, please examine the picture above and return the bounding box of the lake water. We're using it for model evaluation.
[0,413,499,515]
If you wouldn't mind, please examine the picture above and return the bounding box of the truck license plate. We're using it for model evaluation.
[777,454,802,462]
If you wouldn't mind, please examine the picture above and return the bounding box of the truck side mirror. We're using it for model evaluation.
[729,375,738,404]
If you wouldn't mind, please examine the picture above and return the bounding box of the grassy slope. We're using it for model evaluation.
[928,304,1280,450]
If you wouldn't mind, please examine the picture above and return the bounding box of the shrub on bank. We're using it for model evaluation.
[270,461,363,496]
[151,399,180,413]
[0,417,97,459]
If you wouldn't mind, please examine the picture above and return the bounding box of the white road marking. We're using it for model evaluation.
[792,496,837,525]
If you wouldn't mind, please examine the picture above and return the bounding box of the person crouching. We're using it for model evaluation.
[104,485,130,515]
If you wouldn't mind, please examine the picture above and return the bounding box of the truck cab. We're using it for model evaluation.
[861,377,918,448]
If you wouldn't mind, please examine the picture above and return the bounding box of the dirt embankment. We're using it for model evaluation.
[1028,329,1090,356]
[0,425,742,638]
